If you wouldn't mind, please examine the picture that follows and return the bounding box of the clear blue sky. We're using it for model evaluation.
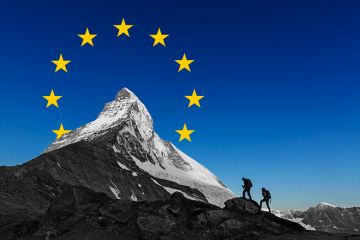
[0,0,359,210]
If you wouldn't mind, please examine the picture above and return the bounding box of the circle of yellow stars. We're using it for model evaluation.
[45,18,204,142]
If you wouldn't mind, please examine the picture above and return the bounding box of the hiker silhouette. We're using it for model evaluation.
[260,187,271,212]
[242,177,252,200]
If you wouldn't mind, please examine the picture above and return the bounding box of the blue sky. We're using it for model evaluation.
[0,0,359,210]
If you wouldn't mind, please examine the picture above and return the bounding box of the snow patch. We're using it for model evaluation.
[162,186,203,202]
[109,186,120,199]
[151,178,202,202]
[117,161,130,171]
[132,150,235,207]
[132,172,138,177]
[273,211,315,231]
[318,202,336,208]
[56,162,63,169]
[130,193,138,201]
[297,219,316,231]
[109,180,121,199]
[151,178,162,186]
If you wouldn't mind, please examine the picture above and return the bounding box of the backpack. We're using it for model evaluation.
[265,190,271,199]
[244,179,252,188]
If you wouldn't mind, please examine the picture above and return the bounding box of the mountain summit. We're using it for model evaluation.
[45,88,153,152]
[44,87,235,206]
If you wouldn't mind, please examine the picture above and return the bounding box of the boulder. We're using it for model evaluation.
[99,201,136,223]
[220,218,250,232]
[224,198,260,214]
[192,209,234,228]
[137,215,176,240]
[137,215,176,233]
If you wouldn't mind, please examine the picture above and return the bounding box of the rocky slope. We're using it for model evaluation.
[0,183,305,240]
[1,185,358,240]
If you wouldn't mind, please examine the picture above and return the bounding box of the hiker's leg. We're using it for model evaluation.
[260,199,264,208]
[242,189,246,199]
[266,200,271,212]
[248,189,252,200]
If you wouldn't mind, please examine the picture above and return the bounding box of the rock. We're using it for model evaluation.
[170,191,186,204]
[1,185,340,240]
[167,205,181,215]
[137,215,176,233]
[224,198,260,214]
[220,219,250,233]
[73,186,111,206]
[192,209,234,228]
[99,201,136,224]
[206,210,234,226]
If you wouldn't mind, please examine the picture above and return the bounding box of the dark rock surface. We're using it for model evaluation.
[0,185,358,240]
[0,140,207,220]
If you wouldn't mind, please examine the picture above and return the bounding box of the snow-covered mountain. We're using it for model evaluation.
[273,202,360,233]
[43,87,235,206]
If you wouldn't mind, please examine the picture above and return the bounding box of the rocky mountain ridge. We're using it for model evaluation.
[274,202,360,233]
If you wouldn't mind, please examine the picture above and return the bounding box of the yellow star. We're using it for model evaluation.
[185,89,204,108]
[52,124,71,139]
[176,123,195,142]
[78,28,97,46]
[150,28,169,46]
[43,89,62,108]
[52,54,71,72]
[175,53,194,72]
[114,18,133,37]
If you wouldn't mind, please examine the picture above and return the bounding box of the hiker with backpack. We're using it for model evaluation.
[242,177,253,200]
[260,187,271,212]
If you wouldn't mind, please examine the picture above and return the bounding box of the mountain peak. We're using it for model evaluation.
[43,87,235,206]
[115,87,137,100]
[315,202,336,210]
[45,87,153,152]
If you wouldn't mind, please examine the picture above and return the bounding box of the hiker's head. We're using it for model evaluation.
[261,188,266,191]
[242,177,245,181]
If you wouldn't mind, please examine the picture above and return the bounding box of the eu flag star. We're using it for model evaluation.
[175,53,194,72]
[150,28,169,46]
[52,54,71,72]
[43,89,62,108]
[176,123,195,142]
[185,89,204,108]
[78,28,97,46]
[52,124,71,139]
[114,18,133,37]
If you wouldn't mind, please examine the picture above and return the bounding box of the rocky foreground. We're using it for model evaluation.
[1,185,359,240]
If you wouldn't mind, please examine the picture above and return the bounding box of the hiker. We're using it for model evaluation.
[260,187,271,212]
[242,177,252,200]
